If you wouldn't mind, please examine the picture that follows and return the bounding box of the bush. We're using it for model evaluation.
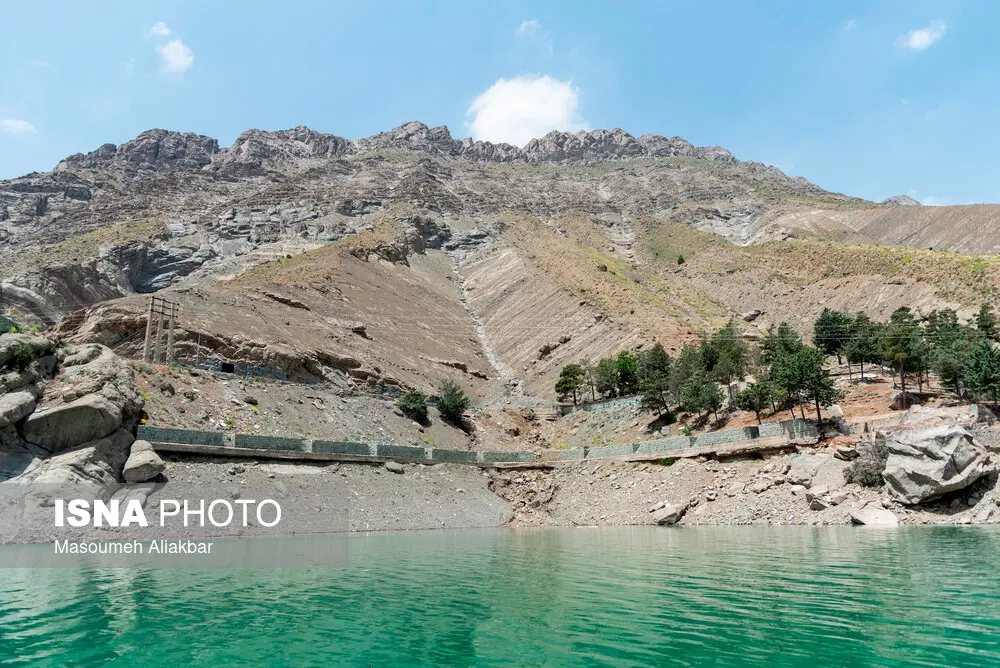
[844,438,889,487]
[677,255,685,265]
[397,391,428,423]
[8,343,35,372]
[436,380,469,426]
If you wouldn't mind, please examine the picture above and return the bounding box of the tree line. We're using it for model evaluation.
[811,303,1000,408]
[554,302,1000,425]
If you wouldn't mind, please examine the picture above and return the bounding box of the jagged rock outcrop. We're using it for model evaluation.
[0,334,143,486]
[214,126,354,175]
[0,119,848,325]
[882,426,993,504]
[20,343,144,453]
[56,129,220,174]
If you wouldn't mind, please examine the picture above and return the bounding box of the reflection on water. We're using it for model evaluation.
[2,527,999,666]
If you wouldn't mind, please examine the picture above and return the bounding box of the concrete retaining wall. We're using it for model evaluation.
[634,436,694,454]
[693,426,759,447]
[376,444,429,460]
[234,434,308,452]
[546,447,587,461]
[587,443,638,458]
[137,426,226,447]
[758,419,819,444]
[482,451,537,463]
[139,416,819,467]
[313,440,372,456]
[431,448,480,463]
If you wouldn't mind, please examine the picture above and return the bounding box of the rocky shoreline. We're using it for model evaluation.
[2,330,998,547]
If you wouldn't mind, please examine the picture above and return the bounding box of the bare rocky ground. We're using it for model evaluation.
[157,454,510,533]
[130,427,1000,537]
[133,361,540,453]
[492,432,1000,530]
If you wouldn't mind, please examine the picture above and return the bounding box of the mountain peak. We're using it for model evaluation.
[881,195,921,206]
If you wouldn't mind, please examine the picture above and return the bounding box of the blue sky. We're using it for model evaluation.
[1,1,996,205]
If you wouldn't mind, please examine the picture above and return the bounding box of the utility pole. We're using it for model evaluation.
[142,296,155,362]
[142,295,180,364]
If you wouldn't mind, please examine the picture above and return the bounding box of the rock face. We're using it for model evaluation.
[122,440,165,483]
[882,426,992,504]
[12,429,134,487]
[20,343,143,453]
[850,501,899,525]
[2,119,842,325]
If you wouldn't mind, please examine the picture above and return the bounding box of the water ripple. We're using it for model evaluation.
[1,527,999,666]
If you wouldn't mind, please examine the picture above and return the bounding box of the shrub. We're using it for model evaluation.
[844,438,889,487]
[436,380,469,426]
[8,343,36,372]
[397,390,428,423]
[677,255,685,265]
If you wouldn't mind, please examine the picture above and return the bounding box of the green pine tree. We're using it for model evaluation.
[976,303,999,342]
[555,364,586,405]
[965,339,1000,409]
[637,343,673,416]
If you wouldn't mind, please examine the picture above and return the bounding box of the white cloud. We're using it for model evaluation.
[844,19,856,33]
[157,39,194,73]
[516,19,540,39]
[921,196,948,206]
[467,74,587,147]
[895,20,947,50]
[1,119,37,135]
[148,21,171,37]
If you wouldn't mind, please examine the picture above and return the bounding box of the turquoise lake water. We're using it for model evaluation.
[1,526,999,666]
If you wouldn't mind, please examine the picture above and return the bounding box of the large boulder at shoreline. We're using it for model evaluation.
[882,426,992,505]
[850,501,899,526]
[652,502,688,525]
[122,440,166,483]
[20,344,143,453]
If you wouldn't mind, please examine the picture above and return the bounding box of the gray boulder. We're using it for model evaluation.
[811,456,848,491]
[786,453,825,486]
[850,501,899,525]
[882,426,992,504]
[22,394,123,453]
[890,391,921,411]
[10,428,134,486]
[0,391,35,428]
[384,461,404,474]
[652,502,688,525]
[122,440,166,483]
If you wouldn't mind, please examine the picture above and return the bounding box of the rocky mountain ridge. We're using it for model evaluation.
[54,121,769,175]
